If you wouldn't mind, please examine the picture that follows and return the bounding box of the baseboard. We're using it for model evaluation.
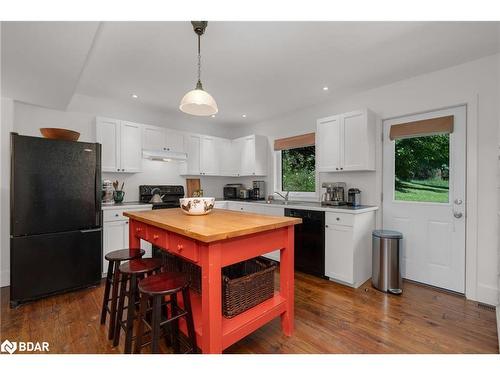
[0,269,10,287]
[497,306,500,354]
[476,282,499,306]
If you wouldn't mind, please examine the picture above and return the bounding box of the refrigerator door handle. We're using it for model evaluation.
[80,228,102,233]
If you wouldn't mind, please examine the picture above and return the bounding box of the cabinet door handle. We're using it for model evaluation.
[325,224,329,228]
[336,217,340,221]
[177,244,183,252]
[136,227,142,232]
[115,213,119,217]
[153,234,159,240]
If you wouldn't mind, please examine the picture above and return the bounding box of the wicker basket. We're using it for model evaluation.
[166,254,277,318]
[222,257,277,318]
[161,251,182,272]
[181,260,202,294]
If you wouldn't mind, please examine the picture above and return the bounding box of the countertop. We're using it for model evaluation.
[216,199,378,214]
[102,201,153,211]
[124,208,302,243]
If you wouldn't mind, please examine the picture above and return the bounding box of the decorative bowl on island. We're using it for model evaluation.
[179,197,215,215]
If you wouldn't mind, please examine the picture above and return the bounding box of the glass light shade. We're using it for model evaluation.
[179,88,218,116]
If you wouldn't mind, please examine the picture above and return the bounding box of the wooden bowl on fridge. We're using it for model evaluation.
[40,128,80,141]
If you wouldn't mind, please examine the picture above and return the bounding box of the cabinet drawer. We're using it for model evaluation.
[133,222,148,240]
[103,209,128,222]
[326,212,354,227]
[147,226,167,249]
[168,233,199,263]
[103,207,151,222]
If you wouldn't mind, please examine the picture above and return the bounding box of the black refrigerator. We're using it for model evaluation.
[10,133,102,307]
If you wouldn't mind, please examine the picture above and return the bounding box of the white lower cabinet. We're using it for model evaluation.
[214,201,228,209]
[102,206,152,277]
[324,211,375,288]
[226,202,284,262]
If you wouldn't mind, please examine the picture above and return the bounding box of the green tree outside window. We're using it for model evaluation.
[281,146,315,192]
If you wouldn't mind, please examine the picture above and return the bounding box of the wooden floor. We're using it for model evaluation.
[1,272,498,354]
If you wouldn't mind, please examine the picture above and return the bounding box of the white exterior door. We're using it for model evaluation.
[382,106,466,293]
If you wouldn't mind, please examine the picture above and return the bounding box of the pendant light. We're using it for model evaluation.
[179,21,218,116]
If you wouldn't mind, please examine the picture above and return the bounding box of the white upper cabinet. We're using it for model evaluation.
[165,129,185,153]
[217,138,236,176]
[96,117,142,173]
[142,125,185,153]
[120,121,143,172]
[183,134,201,175]
[316,109,376,172]
[316,115,341,172]
[181,134,267,177]
[200,136,220,175]
[96,117,120,172]
[142,124,165,151]
[232,135,267,176]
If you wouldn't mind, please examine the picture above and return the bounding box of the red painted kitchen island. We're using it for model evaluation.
[123,208,302,354]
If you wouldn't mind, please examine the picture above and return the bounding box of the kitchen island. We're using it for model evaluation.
[123,208,302,354]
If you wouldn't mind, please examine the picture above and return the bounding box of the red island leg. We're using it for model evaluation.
[129,220,141,248]
[200,242,223,353]
[280,225,295,336]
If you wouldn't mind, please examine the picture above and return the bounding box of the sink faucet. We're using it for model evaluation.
[274,191,290,201]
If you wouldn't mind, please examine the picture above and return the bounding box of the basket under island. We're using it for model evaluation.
[123,208,302,354]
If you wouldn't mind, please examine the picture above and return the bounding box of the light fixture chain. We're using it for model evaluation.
[197,34,201,82]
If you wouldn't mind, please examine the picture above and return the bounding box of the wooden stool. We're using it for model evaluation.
[134,272,197,354]
[101,248,145,340]
[113,258,163,353]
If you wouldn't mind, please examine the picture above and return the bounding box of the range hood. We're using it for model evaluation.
[142,149,187,162]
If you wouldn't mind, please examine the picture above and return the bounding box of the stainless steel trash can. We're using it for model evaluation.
[372,229,403,294]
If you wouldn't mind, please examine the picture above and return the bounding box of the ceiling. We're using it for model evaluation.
[2,21,499,126]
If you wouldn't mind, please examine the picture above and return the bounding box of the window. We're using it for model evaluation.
[280,146,316,193]
[394,134,449,203]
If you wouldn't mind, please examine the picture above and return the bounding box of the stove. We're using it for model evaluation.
[139,185,185,209]
[139,185,185,261]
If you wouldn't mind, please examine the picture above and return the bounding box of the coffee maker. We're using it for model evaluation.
[321,182,347,206]
[252,181,266,200]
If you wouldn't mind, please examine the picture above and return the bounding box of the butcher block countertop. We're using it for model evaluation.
[123,208,302,243]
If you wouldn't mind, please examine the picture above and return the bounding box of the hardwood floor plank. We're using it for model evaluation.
[1,272,497,354]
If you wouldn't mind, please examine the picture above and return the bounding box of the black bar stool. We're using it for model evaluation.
[134,272,197,354]
[113,258,163,353]
[100,248,145,340]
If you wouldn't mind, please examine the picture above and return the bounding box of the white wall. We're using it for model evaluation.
[12,97,253,201]
[1,97,14,287]
[244,54,500,305]
[0,96,253,287]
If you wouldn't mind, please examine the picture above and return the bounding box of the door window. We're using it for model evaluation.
[394,134,449,203]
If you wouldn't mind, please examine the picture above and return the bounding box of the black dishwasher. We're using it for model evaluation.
[285,208,325,278]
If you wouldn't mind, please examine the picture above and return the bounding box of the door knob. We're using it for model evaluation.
[453,211,463,219]
[454,199,463,205]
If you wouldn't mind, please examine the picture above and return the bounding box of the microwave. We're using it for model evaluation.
[223,184,242,199]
